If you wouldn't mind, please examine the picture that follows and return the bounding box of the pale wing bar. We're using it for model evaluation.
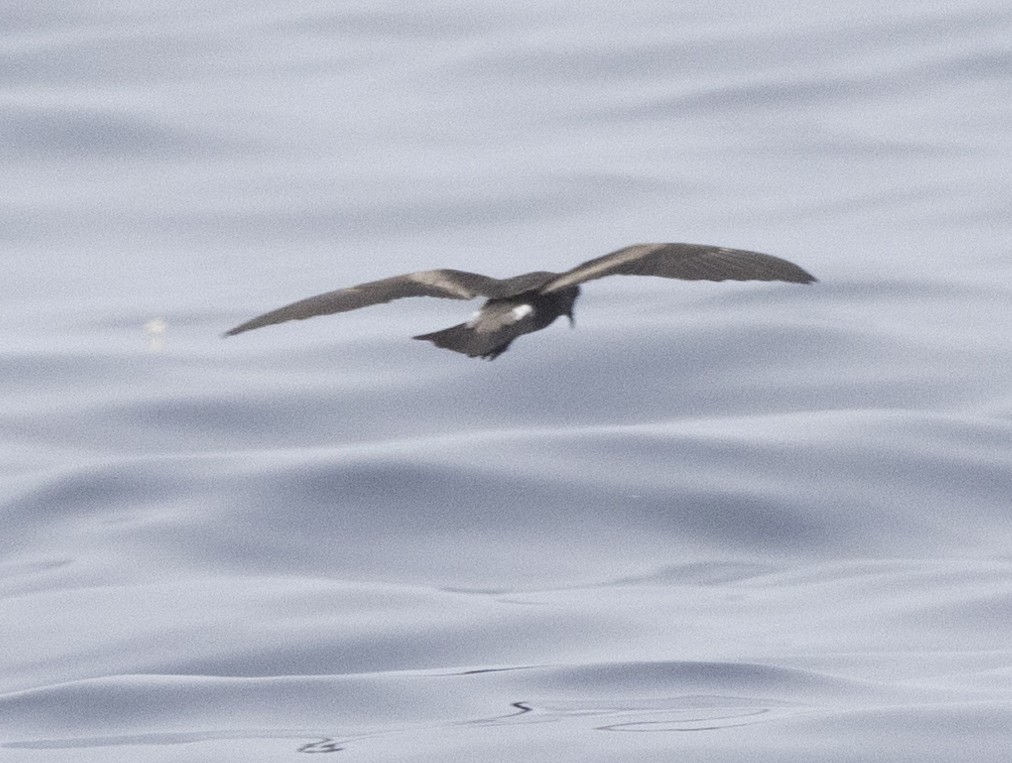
[542,243,817,292]
[224,269,501,336]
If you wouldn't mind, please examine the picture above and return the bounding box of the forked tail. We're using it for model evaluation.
[412,324,511,360]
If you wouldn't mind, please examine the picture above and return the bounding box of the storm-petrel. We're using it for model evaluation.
[224,242,816,359]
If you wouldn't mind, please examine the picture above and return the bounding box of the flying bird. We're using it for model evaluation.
[224,243,816,359]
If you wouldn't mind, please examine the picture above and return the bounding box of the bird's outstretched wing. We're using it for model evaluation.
[541,243,817,293]
[224,269,502,336]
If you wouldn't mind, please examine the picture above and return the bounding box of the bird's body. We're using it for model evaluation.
[414,284,580,359]
[225,243,816,359]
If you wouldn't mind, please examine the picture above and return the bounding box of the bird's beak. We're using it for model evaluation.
[567,314,575,328]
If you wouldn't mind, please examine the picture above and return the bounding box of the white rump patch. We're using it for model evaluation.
[510,304,534,322]
[465,309,482,328]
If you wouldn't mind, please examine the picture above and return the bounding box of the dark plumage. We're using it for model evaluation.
[224,243,816,359]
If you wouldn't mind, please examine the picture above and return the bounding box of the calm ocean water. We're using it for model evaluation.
[3,1,1012,760]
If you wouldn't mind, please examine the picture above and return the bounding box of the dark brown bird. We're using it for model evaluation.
[224,243,816,359]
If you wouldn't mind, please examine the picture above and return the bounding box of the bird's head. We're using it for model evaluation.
[559,286,580,327]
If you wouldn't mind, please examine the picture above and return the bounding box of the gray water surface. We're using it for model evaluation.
[3,1,1012,760]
